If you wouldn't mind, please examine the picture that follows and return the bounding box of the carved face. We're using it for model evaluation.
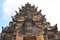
[32,15,40,21]
[25,22,33,33]
[18,16,25,21]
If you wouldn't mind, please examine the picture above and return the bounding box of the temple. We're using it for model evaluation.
[0,3,60,40]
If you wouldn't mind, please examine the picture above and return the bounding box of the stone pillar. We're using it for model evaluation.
[44,35,48,40]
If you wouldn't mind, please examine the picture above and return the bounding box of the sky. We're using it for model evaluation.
[0,0,60,33]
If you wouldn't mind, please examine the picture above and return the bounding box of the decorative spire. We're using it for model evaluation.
[12,3,47,22]
[2,26,4,30]
[15,11,19,15]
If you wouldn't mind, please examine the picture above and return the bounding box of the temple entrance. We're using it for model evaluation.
[23,36,36,40]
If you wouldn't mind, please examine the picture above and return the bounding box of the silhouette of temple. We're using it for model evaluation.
[0,3,60,40]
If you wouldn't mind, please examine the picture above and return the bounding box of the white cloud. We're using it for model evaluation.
[2,0,60,31]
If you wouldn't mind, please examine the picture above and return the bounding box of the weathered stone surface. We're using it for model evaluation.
[1,3,59,40]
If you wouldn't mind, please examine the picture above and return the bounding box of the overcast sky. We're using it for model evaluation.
[0,0,60,32]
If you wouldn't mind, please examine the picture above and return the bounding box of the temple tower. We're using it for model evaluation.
[1,3,58,40]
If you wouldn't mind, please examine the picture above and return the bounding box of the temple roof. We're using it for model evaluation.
[11,2,44,22]
[1,3,58,38]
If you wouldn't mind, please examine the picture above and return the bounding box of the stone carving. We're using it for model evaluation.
[1,3,59,40]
